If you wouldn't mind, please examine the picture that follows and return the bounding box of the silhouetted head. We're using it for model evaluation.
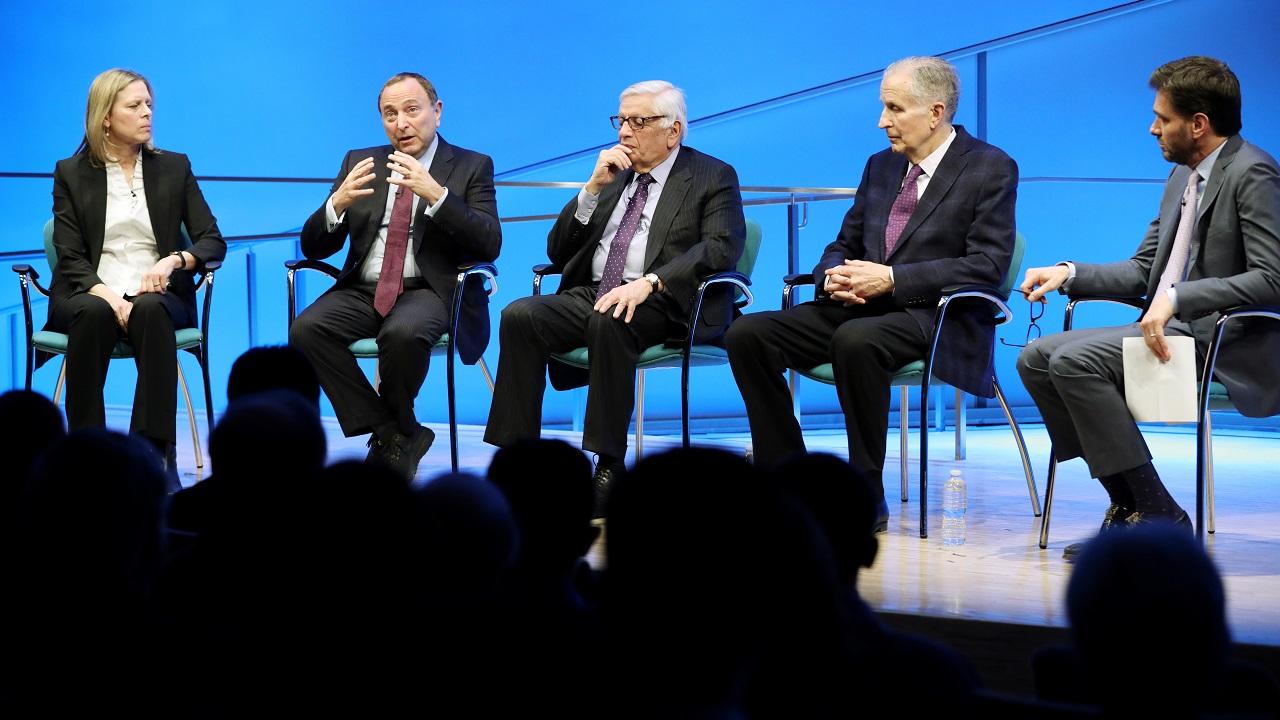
[0,389,66,493]
[488,438,597,574]
[414,471,519,590]
[603,447,846,712]
[770,452,879,585]
[20,428,169,604]
[227,344,321,407]
[210,388,327,481]
[1067,522,1230,712]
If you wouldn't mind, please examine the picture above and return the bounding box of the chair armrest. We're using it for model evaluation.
[532,263,563,296]
[455,262,499,299]
[938,284,1014,327]
[11,264,37,279]
[1219,304,1280,321]
[285,258,342,279]
[203,259,222,273]
[1061,294,1145,332]
[12,264,50,299]
[697,270,754,312]
[782,273,817,310]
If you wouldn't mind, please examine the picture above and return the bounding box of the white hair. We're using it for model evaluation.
[884,56,960,122]
[620,80,688,142]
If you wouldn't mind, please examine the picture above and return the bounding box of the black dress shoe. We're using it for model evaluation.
[370,425,436,482]
[1124,508,1192,528]
[592,457,625,520]
[874,499,890,534]
[1063,503,1131,562]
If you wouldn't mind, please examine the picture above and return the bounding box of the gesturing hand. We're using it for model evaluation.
[331,157,377,217]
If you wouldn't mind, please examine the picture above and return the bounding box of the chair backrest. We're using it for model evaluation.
[43,217,193,266]
[738,218,763,279]
[42,219,56,268]
[1001,231,1027,298]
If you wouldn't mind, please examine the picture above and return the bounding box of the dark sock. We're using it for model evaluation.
[1097,473,1135,510]
[1121,462,1183,515]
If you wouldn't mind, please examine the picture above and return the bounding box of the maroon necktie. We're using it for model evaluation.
[885,164,924,256]
[596,173,654,299]
[374,187,413,317]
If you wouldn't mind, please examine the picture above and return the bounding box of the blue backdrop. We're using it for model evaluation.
[2,0,1277,434]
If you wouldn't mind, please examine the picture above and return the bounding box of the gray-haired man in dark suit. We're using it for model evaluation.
[484,80,746,512]
[727,56,1019,532]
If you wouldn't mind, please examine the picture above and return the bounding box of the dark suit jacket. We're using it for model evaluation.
[48,150,226,324]
[815,125,1018,397]
[544,145,746,389]
[299,136,501,364]
[1071,134,1280,417]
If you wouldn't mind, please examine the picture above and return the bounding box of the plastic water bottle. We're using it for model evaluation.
[941,469,967,546]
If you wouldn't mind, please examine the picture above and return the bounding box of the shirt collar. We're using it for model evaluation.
[914,127,957,180]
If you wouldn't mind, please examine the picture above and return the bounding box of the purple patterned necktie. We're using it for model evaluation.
[1154,170,1202,300]
[885,164,924,256]
[596,173,654,299]
[374,187,413,317]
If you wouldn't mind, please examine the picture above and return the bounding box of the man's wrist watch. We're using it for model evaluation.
[643,273,662,293]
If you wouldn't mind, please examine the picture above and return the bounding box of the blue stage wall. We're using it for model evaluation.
[1,0,1277,433]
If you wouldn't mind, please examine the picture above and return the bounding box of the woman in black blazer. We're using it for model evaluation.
[47,68,226,484]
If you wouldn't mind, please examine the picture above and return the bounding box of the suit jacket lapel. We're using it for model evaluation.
[142,154,172,251]
[78,155,109,263]
[644,150,692,268]
[1190,136,1240,262]
[888,130,969,260]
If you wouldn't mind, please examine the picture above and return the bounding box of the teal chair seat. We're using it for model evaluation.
[787,231,1040,538]
[553,343,731,369]
[345,333,454,359]
[536,217,763,458]
[31,327,206,356]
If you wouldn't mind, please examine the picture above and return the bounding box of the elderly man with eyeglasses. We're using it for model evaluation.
[484,80,746,516]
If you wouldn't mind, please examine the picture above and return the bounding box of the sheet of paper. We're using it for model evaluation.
[1123,335,1198,424]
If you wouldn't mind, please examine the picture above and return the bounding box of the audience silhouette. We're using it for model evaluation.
[771,452,985,713]
[5,354,1280,718]
[1033,521,1280,718]
[2,428,196,717]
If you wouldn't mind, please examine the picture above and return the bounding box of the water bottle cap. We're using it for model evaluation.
[950,469,961,476]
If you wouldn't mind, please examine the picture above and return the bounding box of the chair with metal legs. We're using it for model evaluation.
[286,258,498,473]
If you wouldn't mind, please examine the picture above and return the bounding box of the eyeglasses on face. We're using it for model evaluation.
[1000,290,1045,349]
[610,115,665,131]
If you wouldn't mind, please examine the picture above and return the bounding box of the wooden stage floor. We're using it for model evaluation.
[159,410,1280,693]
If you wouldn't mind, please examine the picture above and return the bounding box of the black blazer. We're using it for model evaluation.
[299,136,501,364]
[48,150,226,322]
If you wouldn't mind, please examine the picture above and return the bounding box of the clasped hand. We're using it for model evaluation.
[824,260,893,306]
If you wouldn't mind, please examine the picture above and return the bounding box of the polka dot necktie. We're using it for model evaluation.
[884,164,924,256]
[596,173,655,300]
